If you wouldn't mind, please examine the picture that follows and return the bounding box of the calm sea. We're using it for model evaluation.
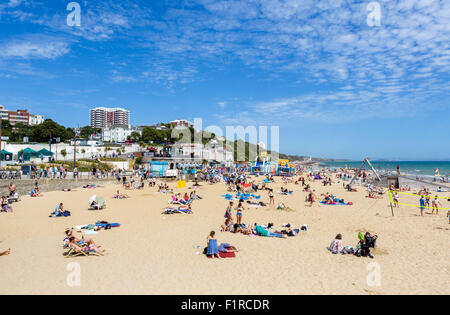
[320,161,450,177]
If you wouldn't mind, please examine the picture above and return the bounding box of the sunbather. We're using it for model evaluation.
[65,229,103,254]
[254,224,287,238]
[113,190,129,199]
[49,203,70,217]
[68,237,105,256]
[0,241,10,256]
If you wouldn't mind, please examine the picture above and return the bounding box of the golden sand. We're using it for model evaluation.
[0,177,449,294]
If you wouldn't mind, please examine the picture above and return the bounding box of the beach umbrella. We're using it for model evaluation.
[89,195,97,205]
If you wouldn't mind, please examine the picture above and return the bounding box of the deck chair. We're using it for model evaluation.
[96,197,106,209]
[63,244,100,258]
[89,197,106,210]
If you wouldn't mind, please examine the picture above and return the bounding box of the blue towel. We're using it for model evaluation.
[206,239,219,255]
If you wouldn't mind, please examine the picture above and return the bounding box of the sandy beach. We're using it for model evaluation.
[0,176,449,295]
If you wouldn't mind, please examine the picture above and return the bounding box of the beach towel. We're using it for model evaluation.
[218,251,236,258]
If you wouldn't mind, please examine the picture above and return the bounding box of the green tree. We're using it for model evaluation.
[141,127,164,144]
[129,131,141,142]
[80,126,101,139]
[30,119,72,143]
[60,149,67,161]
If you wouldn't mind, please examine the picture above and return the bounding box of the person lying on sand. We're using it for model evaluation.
[0,241,10,256]
[254,224,287,238]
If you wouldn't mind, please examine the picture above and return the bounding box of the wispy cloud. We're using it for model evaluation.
[0,36,70,59]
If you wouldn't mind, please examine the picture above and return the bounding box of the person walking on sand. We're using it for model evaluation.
[309,190,316,207]
[393,191,399,207]
[268,189,274,206]
[224,201,233,220]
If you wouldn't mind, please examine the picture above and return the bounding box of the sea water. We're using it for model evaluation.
[320,161,450,178]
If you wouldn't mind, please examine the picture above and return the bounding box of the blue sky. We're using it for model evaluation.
[0,0,449,160]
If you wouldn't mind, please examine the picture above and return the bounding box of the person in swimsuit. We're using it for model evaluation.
[268,189,274,206]
[235,202,244,225]
[225,201,234,220]
[432,196,441,214]
[419,196,425,216]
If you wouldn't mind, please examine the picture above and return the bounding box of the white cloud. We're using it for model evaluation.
[0,38,70,59]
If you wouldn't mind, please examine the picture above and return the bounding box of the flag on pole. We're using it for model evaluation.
[435,168,440,176]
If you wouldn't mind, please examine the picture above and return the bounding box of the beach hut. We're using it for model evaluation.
[37,148,54,157]
[20,148,40,162]
[0,149,13,161]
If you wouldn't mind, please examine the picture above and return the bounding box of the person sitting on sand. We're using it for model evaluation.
[113,190,129,199]
[8,192,19,203]
[30,187,42,197]
[49,203,70,217]
[1,196,12,212]
[235,202,244,225]
[328,234,345,254]
[221,218,233,232]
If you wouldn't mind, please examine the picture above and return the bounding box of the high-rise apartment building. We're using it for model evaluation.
[90,107,130,129]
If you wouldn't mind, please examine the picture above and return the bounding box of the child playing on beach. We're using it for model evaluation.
[393,192,399,207]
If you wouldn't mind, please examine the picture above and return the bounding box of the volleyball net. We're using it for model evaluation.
[388,190,449,210]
